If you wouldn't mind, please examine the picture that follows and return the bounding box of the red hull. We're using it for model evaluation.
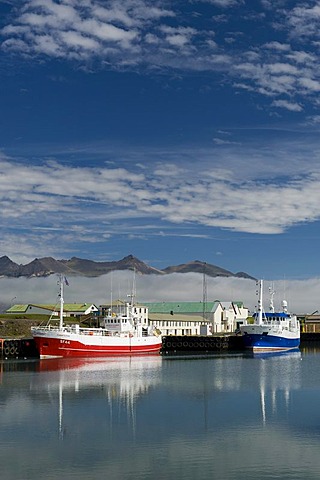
[33,336,162,358]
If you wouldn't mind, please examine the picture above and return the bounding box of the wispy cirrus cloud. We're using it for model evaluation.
[2,0,320,112]
[1,0,174,60]
[2,136,320,261]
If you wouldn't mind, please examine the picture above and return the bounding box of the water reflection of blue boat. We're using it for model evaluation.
[249,348,301,359]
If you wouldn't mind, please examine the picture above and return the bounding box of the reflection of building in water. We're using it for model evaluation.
[31,356,162,438]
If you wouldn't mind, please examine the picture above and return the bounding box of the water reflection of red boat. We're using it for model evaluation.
[31,355,163,439]
[36,355,162,374]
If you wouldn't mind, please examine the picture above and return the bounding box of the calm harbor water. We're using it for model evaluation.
[1,347,320,480]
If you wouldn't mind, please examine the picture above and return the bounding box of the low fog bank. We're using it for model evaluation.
[0,273,319,315]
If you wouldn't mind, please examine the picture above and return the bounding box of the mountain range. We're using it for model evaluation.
[0,255,255,280]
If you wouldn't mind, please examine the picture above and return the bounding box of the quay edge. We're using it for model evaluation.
[0,334,245,358]
[161,333,320,355]
[1,333,320,359]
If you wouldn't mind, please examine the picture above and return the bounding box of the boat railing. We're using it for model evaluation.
[31,325,113,336]
[263,318,281,326]
[265,318,298,330]
[31,324,152,337]
[31,325,59,332]
[78,327,112,336]
[76,327,136,337]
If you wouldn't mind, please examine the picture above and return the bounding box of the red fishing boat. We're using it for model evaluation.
[31,275,162,359]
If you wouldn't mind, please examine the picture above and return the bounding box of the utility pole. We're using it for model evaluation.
[202,262,207,321]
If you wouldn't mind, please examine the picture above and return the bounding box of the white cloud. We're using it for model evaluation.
[59,30,100,51]
[0,273,318,314]
[299,77,320,92]
[271,99,302,111]
[81,19,138,43]
[213,137,240,145]
[201,0,241,6]
[263,41,291,52]
[287,50,316,64]
[305,114,320,124]
[287,3,320,38]
[267,63,298,75]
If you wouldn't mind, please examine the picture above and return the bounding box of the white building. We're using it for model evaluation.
[145,301,248,336]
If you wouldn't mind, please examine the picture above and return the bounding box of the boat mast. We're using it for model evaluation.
[130,268,136,304]
[257,280,263,325]
[59,274,64,330]
[110,271,113,316]
[132,267,136,305]
[269,283,275,313]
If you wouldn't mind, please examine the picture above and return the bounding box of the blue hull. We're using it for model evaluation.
[242,333,300,351]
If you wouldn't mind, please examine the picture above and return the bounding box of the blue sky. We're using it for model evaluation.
[2,0,320,281]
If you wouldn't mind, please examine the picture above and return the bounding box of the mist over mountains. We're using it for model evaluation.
[1,255,319,315]
[0,254,255,280]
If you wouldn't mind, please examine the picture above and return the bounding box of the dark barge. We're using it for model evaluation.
[0,338,39,359]
[161,334,244,354]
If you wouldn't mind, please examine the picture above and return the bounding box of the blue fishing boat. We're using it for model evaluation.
[240,280,300,352]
